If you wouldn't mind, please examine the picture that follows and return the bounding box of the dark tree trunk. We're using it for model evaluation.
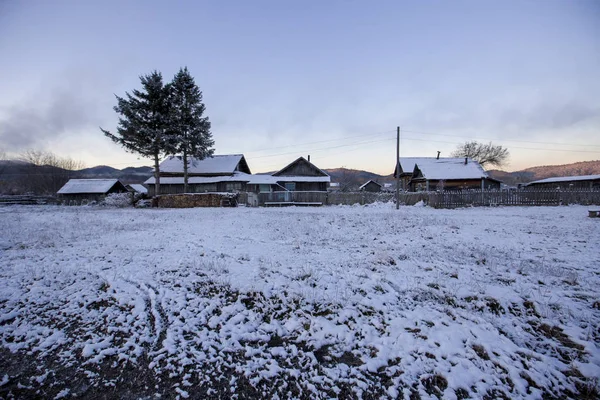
[183,148,188,194]
[154,153,160,198]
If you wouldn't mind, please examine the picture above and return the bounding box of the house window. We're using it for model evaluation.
[225,182,242,192]
[202,184,217,192]
[285,183,296,191]
[259,184,271,193]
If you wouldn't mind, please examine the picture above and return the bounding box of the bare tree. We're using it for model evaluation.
[18,150,84,194]
[338,168,359,192]
[451,141,509,168]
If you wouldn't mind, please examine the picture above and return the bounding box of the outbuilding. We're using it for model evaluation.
[525,174,600,190]
[57,179,129,204]
[359,180,382,192]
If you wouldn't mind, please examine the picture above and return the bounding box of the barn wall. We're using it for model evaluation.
[362,182,381,192]
[410,179,500,192]
[272,182,327,191]
[147,182,248,196]
[528,180,600,190]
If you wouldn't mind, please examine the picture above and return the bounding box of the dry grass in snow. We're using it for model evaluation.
[0,203,599,399]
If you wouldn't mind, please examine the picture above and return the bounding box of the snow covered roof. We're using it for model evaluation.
[412,158,491,180]
[127,184,148,194]
[359,180,382,190]
[526,174,600,186]
[145,172,253,185]
[159,155,250,175]
[397,157,436,175]
[145,173,331,186]
[247,175,279,185]
[57,179,123,194]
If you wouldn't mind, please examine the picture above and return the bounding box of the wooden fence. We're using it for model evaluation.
[427,189,600,209]
[255,191,424,206]
[258,191,328,205]
[0,195,58,205]
[253,189,600,208]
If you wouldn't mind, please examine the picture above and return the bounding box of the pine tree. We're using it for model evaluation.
[169,67,214,193]
[101,71,175,196]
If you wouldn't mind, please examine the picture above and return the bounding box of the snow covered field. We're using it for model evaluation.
[0,204,599,399]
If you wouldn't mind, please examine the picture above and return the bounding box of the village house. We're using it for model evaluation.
[144,154,252,196]
[525,174,600,190]
[394,157,501,192]
[359,180,382,192]
[393,157,426,190]
[245,157,331,206]
[57,179,129,204]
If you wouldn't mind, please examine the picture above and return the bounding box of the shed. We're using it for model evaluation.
[525,174,600,190]
[126,184,148,195]
[57,179,128,203]
[359,180,382,192]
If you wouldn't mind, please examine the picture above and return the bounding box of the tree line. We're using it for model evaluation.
[0,150,84,195]
[101,67,214,195]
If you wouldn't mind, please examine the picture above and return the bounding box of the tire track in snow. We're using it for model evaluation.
[125,279,168,351]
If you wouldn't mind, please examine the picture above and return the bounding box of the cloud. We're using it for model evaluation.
[0,92,95,151]
[0,69,116,153]
[498,102,600,131]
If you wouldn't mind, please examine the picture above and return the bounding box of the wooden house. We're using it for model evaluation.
[359,180,382,192]
[525,174,600,190]
[393,157,427,191]
[144,154,252,196]
[396,157,500,192]
[246,157,330,205]
[57,179,128,203]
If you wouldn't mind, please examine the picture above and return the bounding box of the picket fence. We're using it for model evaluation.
[427,189,600,209]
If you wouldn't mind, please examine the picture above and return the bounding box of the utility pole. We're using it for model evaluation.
[396,126,400,210]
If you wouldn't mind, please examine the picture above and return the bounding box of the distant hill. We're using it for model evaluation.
[323,168,394,191]
[0,161,153,194]
[77,165,153,182]
[488,160,600,186]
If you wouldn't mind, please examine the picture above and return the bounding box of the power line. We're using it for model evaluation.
[250,137,395,159]
[243,130,394,154]
[402,129,600,148]
[400,136,600,154]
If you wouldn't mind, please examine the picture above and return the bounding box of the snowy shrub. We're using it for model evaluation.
[135,199,153,208]
[102,193,132,208]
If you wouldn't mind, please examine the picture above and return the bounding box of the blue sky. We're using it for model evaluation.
[1,0,599,174]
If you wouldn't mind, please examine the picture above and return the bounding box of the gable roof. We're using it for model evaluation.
[359,180,382,190]
[127,184,148,194]
[395,157,472,176]
[159,154,251,175]
[57,179,125,194]
[526,174,600,186]
[411,158,491,180]
[273,157,329,177]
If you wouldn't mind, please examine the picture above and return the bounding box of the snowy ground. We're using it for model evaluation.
[0,203,599,399]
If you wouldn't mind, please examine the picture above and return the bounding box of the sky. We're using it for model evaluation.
[0,0,599,174]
